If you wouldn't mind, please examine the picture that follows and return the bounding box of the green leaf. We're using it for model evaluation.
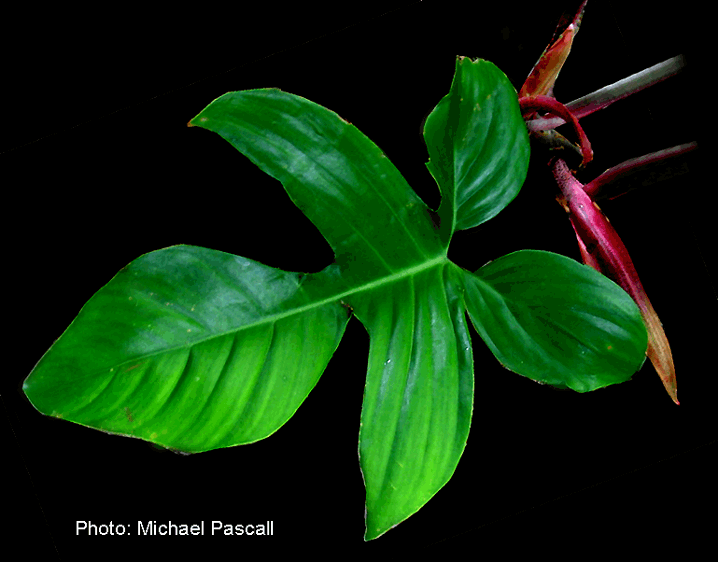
[189,88,443,278]
[424,57,530,247]
[353,262,472,540]
[25,83,474,539]
[23,246,350,452]
[23,57,647,541]
[463,250,648,391]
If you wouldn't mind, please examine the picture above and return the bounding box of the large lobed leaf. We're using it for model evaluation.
[23,58,647,540]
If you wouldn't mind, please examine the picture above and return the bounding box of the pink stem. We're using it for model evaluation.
[519,95,593,167]
[583,142,697,199]
[552,158,678,404]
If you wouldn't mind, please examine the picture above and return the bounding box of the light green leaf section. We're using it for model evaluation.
[463,250,648,391]
[189,88,442,281]
[424,57,530,247]
[352,262,472,541]
[23,246,350,452]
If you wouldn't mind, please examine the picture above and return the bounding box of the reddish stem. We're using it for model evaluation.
[552,158,678,404]
[519,95,593,167]
[583,142,697,199]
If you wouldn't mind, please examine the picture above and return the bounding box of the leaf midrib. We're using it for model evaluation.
[107,253,451,373]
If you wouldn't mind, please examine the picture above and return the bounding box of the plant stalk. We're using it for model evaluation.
[551,158,679,404]
[527,55,686,132]
[584,142,697,199]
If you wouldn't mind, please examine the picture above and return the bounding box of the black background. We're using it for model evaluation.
[3,0,714,557]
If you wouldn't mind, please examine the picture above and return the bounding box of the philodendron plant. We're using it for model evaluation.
[23,2,693,541]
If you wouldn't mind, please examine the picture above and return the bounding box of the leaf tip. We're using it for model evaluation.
[188,116,210,128]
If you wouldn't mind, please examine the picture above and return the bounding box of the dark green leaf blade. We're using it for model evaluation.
[424,57,530,246]
[23,245,349,452]
[189,89,443,280]
[462,250,647,391]
[352,262,472,540]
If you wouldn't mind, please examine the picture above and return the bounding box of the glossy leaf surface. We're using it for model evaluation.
[352,262,472,540]
[24,246,349,452]
[189,87,442,277]
[24,58,648,540]
[424,57,530,246]
[463,250,648,391]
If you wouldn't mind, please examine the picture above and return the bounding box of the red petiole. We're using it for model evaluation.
[519,94,593,167]
[516,2,696,404]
